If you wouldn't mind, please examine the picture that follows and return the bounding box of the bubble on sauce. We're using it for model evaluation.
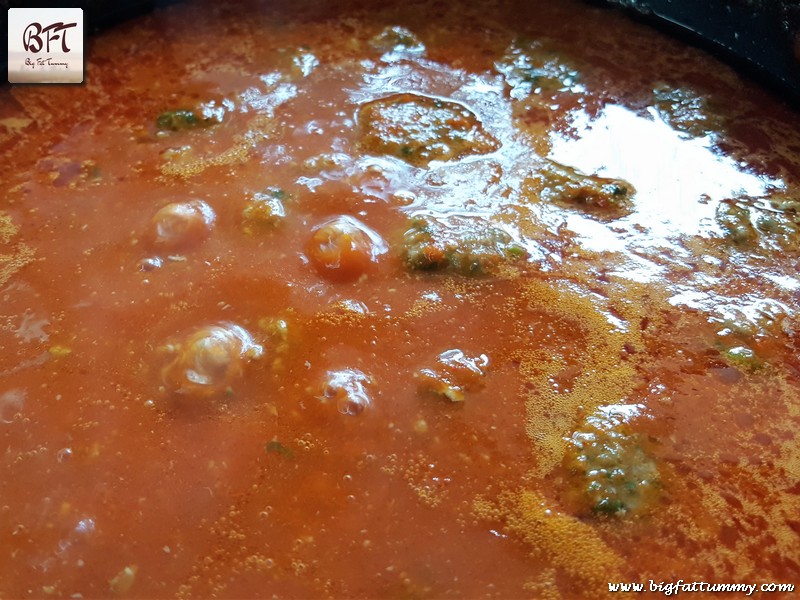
[137,257,163,272]
[416,349,489,402]
[47,516,97,568]
[74,518,95,536]
[306,215,388,282]
[161,323,264,397]
[334,299,369,314]
[318,369,373,415]
[150,199,216,251]
[402,454,452,507]
[0,388,25,424]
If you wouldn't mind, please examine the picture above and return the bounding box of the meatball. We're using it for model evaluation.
[358,93,499,167]
[416,349,489,402]
[150,199,216,250]
[495,40,580,99]
[711,302,790,372]
[652,83,725,138]
[564,405,660,518]
[242,188,287,235]
[369,25,425,57]
[401,214,525,276]
[525,160,634,215]
[715,195,800,252]
[319,369,373,416]
[156,109,209,131]
[715,200,757,246]
[161,323,263,397]
[306,216,387,282]
[155,100,226,132]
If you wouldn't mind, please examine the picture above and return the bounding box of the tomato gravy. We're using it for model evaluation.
[1,0,799,597]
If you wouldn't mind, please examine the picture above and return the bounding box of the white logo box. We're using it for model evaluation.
[8,7,85,84]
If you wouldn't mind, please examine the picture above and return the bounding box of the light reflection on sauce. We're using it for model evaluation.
[550,104,782,253]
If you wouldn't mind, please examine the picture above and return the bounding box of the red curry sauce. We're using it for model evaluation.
[1,0,799,597]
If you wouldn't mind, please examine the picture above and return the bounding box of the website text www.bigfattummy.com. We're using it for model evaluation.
[607,580,796,595]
